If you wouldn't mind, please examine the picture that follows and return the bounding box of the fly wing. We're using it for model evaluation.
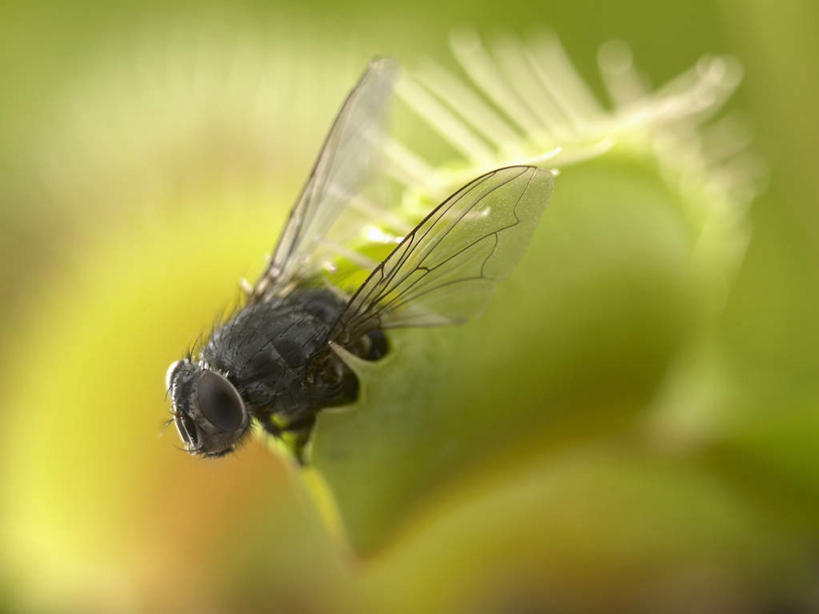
[251,58,399,301]
[329,165,554,345]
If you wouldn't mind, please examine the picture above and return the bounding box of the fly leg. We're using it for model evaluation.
[280,415,316,465]
[257,411,316,465]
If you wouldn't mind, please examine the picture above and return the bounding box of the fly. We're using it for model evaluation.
[165,58,554,462]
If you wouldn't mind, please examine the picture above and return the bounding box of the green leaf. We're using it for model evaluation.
[308,156,700,553]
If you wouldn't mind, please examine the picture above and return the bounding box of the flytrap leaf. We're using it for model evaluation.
[289,31,754,552]
[308,157,699,553]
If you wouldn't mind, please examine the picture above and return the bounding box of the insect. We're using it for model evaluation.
[166,58,554,462]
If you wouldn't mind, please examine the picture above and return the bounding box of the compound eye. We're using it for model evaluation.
[197,371,245,432]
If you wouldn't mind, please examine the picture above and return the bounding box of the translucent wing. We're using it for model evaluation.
[251,58,399,301]
[329,165,554,345]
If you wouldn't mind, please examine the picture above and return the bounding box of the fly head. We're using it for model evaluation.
[166,359,250,457]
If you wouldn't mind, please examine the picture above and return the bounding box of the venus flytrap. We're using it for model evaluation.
[401,32,759,443]
[306,32,760,552]
[18,23,759,555]
[6,15,801,610]
[391,31,755,280]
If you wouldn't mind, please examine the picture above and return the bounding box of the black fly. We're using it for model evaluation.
[166,59,554,462]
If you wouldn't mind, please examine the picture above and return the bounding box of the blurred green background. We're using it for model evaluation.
[1,1,818,613]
